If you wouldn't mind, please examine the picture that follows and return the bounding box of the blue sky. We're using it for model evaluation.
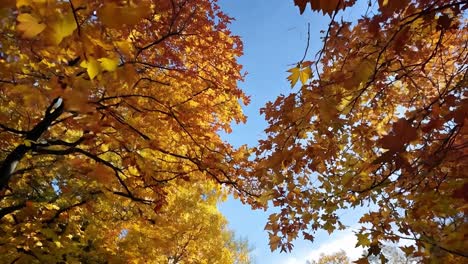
[216,0,371,263]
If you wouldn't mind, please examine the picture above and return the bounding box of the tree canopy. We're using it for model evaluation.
[258,0,467,262]
[0,0,467,263]
[0,0,253,262]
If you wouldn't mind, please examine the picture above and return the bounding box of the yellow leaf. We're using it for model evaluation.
[80,57,101,79]
[98,57,120,72]
[287,65,312,88]
[17,13,46,38]
[299,66,312,85]
[336,95,353,114]
[100,143,109,152]
[51,12,77,45]
[23,139,33,147]
[128,166,140,176]
[287,66,300,87]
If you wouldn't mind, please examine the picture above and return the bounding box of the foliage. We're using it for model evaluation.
[258,0,467,261]
[2,0,467,262]
[293,0,356,15]
[363,243,420,264]
[0,0,255,262]
[306,245,420,264]
[1,177,252,263]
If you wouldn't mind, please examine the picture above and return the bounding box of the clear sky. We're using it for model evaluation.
[216,0,370,263]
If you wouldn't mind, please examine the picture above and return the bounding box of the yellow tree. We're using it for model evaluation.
[115,181,251,264]
[307,250,351,264]
[258,0,467,261]
[0,169,252,263]
[0,0,257,262]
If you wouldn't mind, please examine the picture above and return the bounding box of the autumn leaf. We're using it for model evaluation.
[80,57,101,79]
[356,233,371,247]
[98,57,120,72]
[17,13,46,38]
[302,231,314,241]
[378,118,417,152]
[293,0,355,15]
[268,233,281,251]
[287,64,312,87]
[50,12,77,45]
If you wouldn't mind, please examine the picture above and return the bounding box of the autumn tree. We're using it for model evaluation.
[258,0,467,262]
[0,0,257,262]
[306,250,351,264]
[0,173,252,263]
[115,181,252,264]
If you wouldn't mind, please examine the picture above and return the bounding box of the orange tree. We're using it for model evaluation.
[257,0,467,262]
[0,0,256,262]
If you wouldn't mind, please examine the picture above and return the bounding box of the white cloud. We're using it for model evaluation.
[283,257,299,264]
[304,230,364,262]
[272,229,364,264]
[271,228,419,264]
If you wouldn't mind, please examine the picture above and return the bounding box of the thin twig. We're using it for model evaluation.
[299,23,311,64]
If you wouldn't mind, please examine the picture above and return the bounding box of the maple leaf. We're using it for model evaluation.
[80,57,101,79]
[98,57,120,72]
[50,12,77,45]
[16,13,46,38]
[268,233,281,251]
[287,64,312,87]
[378,118,417,152]
[355,233,371,247]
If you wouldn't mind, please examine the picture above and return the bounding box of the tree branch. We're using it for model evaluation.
[0,97,64,190]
